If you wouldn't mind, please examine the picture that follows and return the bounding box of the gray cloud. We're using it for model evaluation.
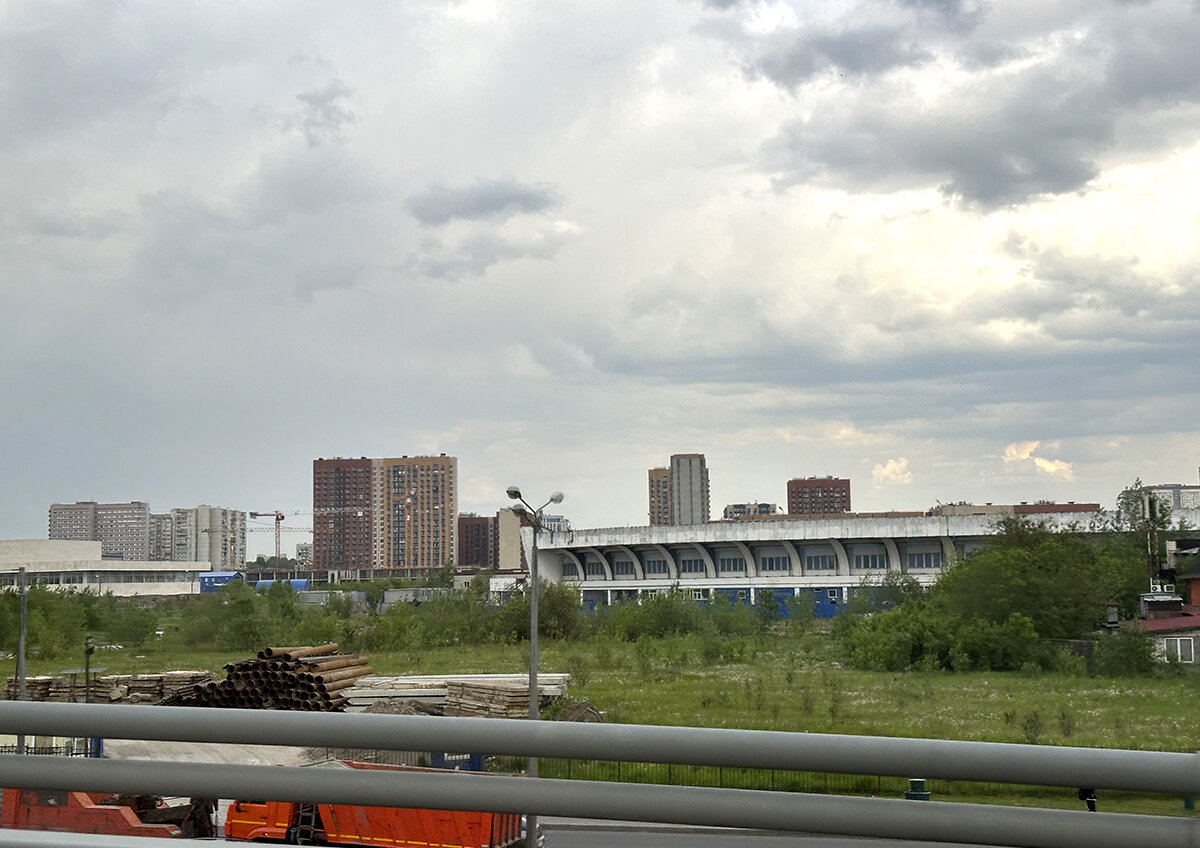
[1,1,1199,542]
[287,80,357,147]
[406,179,560,226]
[752,25,931,87]
[763,64,1113,206]
[404,229,571,280]
[743,0,1200,207]
[896,0,988,32]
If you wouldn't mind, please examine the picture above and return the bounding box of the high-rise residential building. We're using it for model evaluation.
[648,467,671,525]
[169,506,247,569]
[378,455,458,574]
[313,457,375,573]
[295,542,313,566]
[458,513,496,570]
[149,513,174,561]
[51,500,245,565]
[313,455,458,576]
[787,477,851,515]
[670,453,710,525]
[49,501,151,560]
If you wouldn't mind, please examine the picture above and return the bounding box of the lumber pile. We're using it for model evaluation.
[5,671,211,704]
[342,673,570,710]
[444,680,535,718]
[161,643,372,711]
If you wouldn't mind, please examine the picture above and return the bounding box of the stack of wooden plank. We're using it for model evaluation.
[342,673,570,711]
[162,643,372,711]
[4,671,211,704]
[444,680,537,718]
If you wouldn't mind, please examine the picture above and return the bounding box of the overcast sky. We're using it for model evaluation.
[3,0,1199,558]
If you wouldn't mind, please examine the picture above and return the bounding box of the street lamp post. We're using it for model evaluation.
[506,486,564,847]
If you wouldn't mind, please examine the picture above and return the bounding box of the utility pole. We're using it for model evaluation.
[1144,490,1160,587]
[15,567,27,754]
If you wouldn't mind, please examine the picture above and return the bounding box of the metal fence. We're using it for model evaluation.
[0,701,1198,848]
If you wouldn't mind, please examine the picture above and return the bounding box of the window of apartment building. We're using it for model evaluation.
[854,553,886,570]
[561,563,579,578]
[805,555,835,571]
[645,559,668,574]
[907,552,943,569]
[613,560,636,576]
[760,555,789,572]
[1163,637,1195,663]
[718,557,745,573]
[691,589,708,601]
[584,561,606,578]
[680,558,704,574]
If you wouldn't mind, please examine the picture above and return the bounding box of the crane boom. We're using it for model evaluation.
[249,511,285,560]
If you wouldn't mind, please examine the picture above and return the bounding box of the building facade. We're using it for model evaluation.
[669,454,710,525]
[787,477,851,515]
[313,457,375,574]
[0,540,207,597]
[379,455,458,575]
[500,507,1104,615]
[313,455,458,577]
[648,467,671,526]
[169,506,247,570]
[49,501,151,561]
[1147,481,1200,511]
[723,502,779,520]
[458,513,496,570]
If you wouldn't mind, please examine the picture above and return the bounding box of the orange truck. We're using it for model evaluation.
[224,762,525,847]
[0,787,216,838]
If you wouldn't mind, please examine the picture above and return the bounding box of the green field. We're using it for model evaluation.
[17,629,1200,817]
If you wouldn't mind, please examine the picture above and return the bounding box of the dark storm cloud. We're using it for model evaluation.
[406,179,560,226]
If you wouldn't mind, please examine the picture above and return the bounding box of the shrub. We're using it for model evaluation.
[1092,628,1156,677]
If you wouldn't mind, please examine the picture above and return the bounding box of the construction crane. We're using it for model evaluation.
[249,511,286,561]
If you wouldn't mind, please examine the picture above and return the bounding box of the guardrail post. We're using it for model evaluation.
[905,778,931,801]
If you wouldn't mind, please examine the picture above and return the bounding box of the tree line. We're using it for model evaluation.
[0,514,1182,676]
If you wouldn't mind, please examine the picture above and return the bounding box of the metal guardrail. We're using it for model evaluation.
[0,701,1197,848]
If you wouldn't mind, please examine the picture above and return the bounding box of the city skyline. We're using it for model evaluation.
[3,2,1200,559]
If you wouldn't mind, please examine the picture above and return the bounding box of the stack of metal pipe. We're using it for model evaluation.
[164,644,372,711]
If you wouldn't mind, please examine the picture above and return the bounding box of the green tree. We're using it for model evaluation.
[755,588,782,626]
[213,581,271,650]
[933,520,1109,639]
[539,581,585,639]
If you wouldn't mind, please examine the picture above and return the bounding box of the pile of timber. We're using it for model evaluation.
[5,671,211,704]
[161,644,372,711]
[342,673,570,711]
[443,680,531,718]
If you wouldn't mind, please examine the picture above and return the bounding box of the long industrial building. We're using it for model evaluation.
[509,507,1109,615]
[0,540,208,596]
